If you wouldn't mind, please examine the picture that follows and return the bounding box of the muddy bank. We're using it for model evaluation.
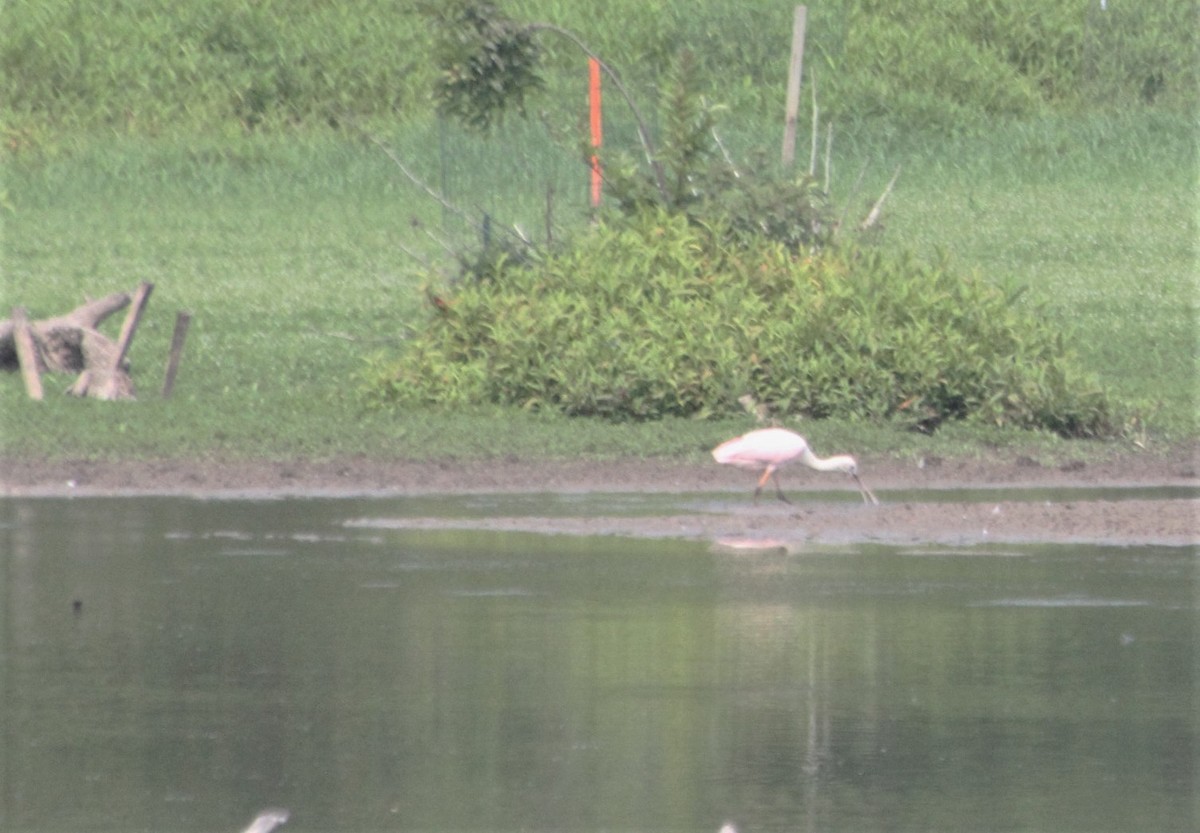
[4,448,1197,547]
[2,447,1198,496]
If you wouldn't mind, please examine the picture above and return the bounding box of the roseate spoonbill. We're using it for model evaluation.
[241,809,289,833]
[712,427,879,505]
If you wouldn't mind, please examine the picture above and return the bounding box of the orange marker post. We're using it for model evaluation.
[589,57,602,208]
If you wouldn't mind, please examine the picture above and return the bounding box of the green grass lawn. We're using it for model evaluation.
[872,114,1196,430]
[1,114,1195,463]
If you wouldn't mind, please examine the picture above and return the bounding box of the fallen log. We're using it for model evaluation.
[0,283,154,400]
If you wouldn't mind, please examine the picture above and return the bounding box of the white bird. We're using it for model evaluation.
[712,427,879,505]
[241,808,289,833]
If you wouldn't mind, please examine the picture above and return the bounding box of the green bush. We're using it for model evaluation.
[362,211,1117,436]
[426,0,545,130]
[595,50,835,254]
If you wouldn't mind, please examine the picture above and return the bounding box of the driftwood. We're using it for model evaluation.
[1,283,154,400]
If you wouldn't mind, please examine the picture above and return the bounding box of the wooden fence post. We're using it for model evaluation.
[781,5,808,167]
[161,311,192,398]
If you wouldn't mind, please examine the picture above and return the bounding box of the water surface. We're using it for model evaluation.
[2,496,1195,832]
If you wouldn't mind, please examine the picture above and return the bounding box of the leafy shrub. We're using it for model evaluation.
[597,50,835,253]
[362,211,1117,436]
[424,0,544,130]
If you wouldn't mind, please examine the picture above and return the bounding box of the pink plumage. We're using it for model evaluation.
[712,428,878,505]
[712,427,811,469]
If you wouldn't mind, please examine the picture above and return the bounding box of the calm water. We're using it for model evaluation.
[1,496,1195,833]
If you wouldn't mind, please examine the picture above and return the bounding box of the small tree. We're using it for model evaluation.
[599,50,835,253]
[422,0,669,202]
[422,3,836,256]
[422,0,544,130]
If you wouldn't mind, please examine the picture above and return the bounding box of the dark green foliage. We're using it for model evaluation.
[424,0,544,130]
[600,52,834,253]
[363,212,1117,436]
[604,141,834,254]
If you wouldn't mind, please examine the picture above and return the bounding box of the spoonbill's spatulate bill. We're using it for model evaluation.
[712,427,879,505]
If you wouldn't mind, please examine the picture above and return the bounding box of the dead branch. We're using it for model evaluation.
[859,165,902,232]
[1,283,154,400]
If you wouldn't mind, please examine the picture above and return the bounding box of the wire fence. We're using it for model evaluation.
[379,0,1197,266]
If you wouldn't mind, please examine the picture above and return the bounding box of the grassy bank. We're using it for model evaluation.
[3,0,1196,463]
[2,111,1194,464]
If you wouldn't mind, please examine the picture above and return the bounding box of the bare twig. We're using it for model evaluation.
[356,123,533,254]
[711,127,740,178]
[822,121,833,194]
[809,71,819,176]
[859,165,902,231]
[421,225,459,258]
[395,240,437,271]
[323,330,408,346]
[363,131,470,224]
